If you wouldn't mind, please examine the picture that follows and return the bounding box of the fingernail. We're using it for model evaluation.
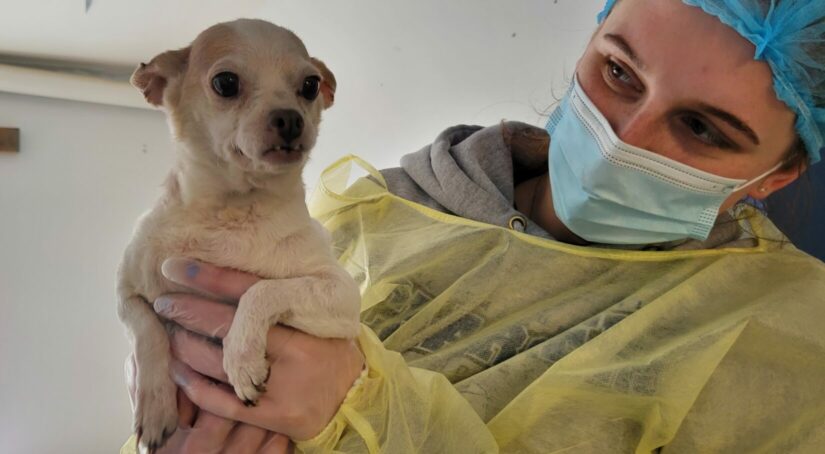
[170,360,189,386]
[161,258,199,283]
[153,297,172,315]
[186,262,200,279]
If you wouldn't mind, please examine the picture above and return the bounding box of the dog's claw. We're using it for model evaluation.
[243,398,258,407]
[133,375,178,454]
[143,427,174,454]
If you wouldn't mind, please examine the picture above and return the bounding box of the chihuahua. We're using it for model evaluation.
[118,19,361,452]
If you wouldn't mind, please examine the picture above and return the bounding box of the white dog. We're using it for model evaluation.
[117,19,361,452]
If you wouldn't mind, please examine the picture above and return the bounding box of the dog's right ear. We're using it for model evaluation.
[310,57,337,109]
[131,47,190,107]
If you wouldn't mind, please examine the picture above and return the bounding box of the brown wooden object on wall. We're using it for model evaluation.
[0,128,20,152]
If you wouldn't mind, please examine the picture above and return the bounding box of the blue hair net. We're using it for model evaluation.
[597,0,825,165]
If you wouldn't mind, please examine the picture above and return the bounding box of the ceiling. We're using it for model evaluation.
[0,0,600,70]
[1,1,273,64]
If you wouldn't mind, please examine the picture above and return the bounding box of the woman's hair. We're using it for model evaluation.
[783,137,808,173]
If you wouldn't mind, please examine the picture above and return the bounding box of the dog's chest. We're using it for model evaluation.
[132,204,318,300]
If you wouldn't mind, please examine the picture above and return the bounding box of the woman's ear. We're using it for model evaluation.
[310,57,337,109]
[131,47,191,107]
[748,165,806,200]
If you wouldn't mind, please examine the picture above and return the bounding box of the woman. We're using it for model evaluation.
[123,0,825,452]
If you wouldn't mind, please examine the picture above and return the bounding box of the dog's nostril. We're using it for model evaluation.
[269,109,304,144]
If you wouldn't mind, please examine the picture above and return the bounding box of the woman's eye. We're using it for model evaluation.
[608,61,633,84]
[301,76,321,101]
[212,72,240,98]
[604,59,642,94]
[681,115,733,149]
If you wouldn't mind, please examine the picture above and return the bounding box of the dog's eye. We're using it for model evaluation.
[212,72,240,98]
[301,76,321,101]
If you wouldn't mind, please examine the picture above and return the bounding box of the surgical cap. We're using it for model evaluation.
[598,0,825,165]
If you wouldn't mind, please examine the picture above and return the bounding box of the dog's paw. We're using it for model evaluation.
[134,376,178,453]
[223,332,271,406]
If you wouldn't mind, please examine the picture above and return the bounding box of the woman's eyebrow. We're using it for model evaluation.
[604,33,645,70]
[698,103,761,145]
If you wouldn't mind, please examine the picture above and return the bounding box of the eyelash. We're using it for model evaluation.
[601,58,735,150]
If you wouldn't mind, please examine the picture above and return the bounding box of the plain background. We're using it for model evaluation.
[0,1,602,452]
[0,1,822,453]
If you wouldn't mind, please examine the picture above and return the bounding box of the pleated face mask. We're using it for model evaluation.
[545,77,781,245]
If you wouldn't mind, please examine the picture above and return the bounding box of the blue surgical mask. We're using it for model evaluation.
[545,77,782,245]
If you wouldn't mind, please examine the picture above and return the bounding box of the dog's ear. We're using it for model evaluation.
[310,57,337,109]
[131,47,191,107]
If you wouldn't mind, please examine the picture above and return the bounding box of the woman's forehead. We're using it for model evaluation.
[606,0,762,82]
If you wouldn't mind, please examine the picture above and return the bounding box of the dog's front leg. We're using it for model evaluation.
[223,272,361,404]
[118,291,178,452]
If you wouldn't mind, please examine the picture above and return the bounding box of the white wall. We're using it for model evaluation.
[0,92,173,453]
[0,2,601,452]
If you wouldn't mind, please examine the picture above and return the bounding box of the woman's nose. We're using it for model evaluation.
[614,107,662,151]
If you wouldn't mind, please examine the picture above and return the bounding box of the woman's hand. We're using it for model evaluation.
[125,354,292,453]
[156,258,365,442]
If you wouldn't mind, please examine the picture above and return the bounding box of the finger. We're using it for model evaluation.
[161,257,260,301]
[260,433,293,454]
[157,292,298,358]
[171,359,269,429]
[177,388,198,428]
[178,411,236,454]
[224,424,268,454]
[154,293,235,339]
[170,328,228,383]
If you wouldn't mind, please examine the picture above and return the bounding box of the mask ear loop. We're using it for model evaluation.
[734,161,785,192]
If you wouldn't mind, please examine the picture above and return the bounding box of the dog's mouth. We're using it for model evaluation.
[233,144,305,165]
[261,144,305,164]
[263,144,304,154]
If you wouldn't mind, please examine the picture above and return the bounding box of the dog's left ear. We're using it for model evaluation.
[310,57,337,109]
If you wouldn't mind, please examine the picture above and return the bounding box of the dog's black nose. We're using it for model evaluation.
[269,109,304,144]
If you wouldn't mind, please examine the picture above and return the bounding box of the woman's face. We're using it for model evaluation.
[577,0,802,211]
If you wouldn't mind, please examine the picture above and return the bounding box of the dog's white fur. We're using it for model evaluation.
[117,19,360,452]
